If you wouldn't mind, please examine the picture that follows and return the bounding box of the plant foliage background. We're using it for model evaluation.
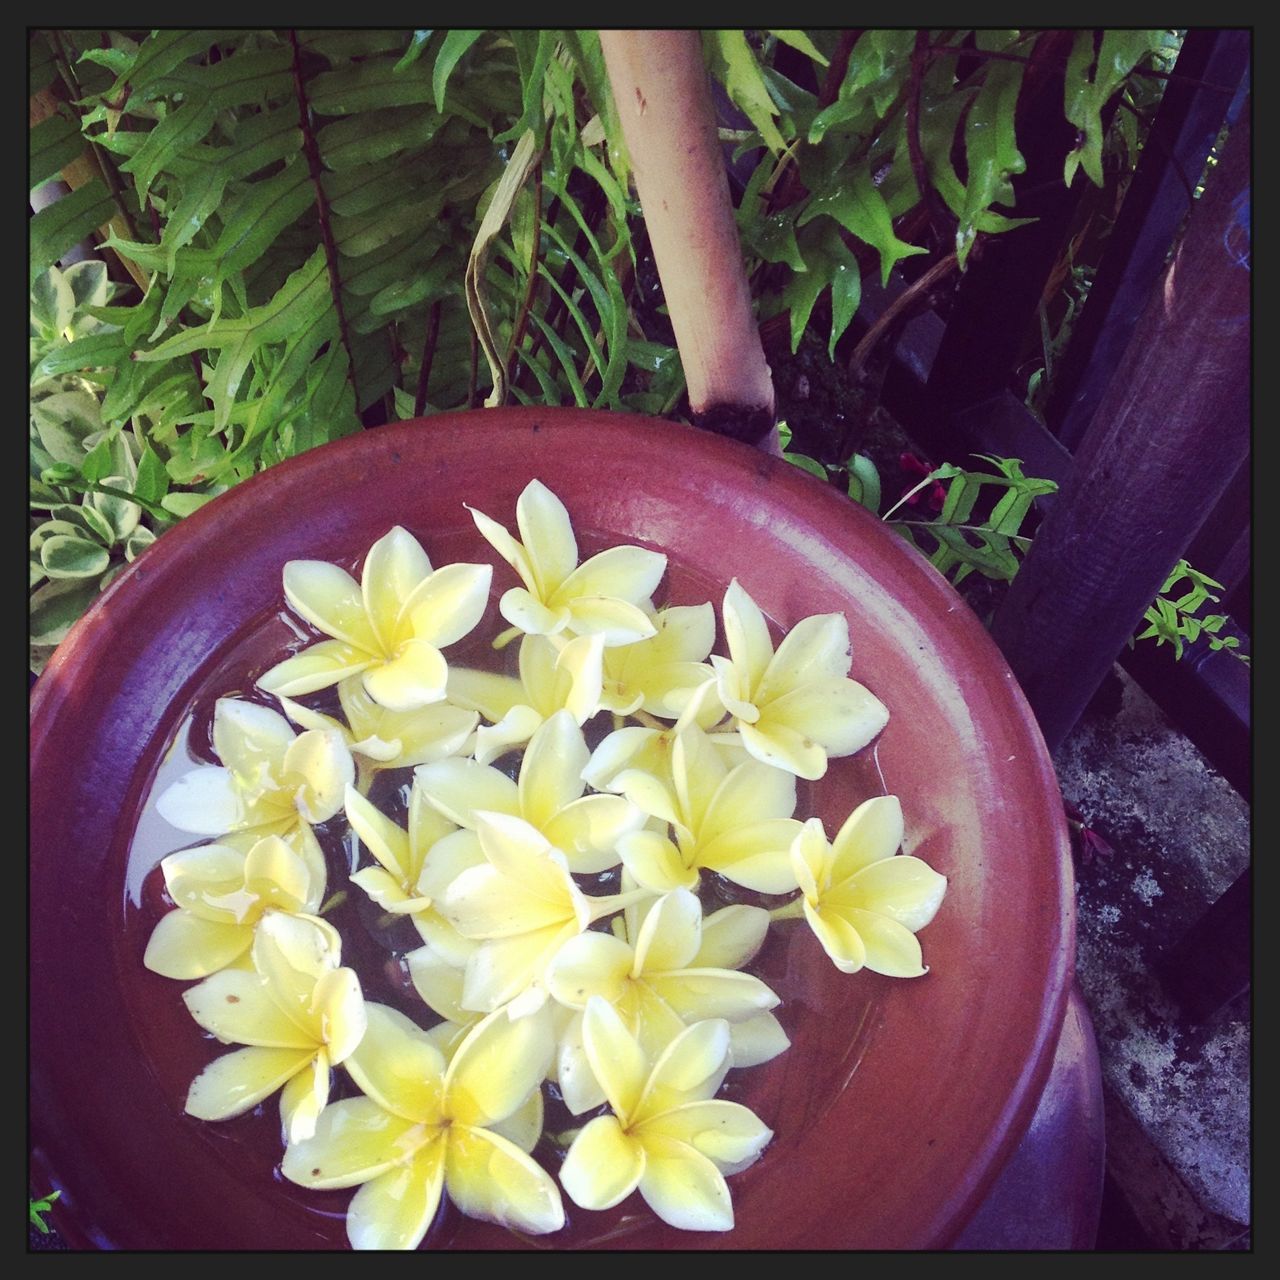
[32,27,1230,674]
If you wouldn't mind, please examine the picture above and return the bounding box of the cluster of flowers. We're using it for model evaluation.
[143,480,947,1250]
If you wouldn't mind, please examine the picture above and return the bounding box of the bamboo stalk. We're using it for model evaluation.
[600,30,775,447]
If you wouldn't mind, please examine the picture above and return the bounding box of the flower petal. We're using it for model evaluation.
[635,1018,731,1122]
[500,587,570,637]
[491,1086,545,1154]
[445,1004,555,1126]
[762,676,890,758]
[144,910,252,979]
[830,794,906,880]
[803,900,867,974]
[645,1098,772,1174]
[310,966,367,1062]
[560,1114,645,1211]
[473,705,544,767]
[282,1096,432,1190]
[468,503,536,589]
[551,633,605,722]
[518,710,588,830]
[555,544,667,611]
[542,795,639,873]
[282,560,379,651]
[258,642,374,699]
[635,1132,734,1232]
[185,1045,314,1121]
[516,478,578,597]
[644,969,779,1026]
[361,639,448,712]
[404,562,492,649]
[837,856,947,933]
[554,1012,607,1115]
[390,703,479,769]
[738,719,829,781]
[631,888,702,974]
[183,968,315,1047]
[694,904,770,971]
[721,579,774,694]
[283,729,354,824]
[415,758,518,829]
[581,996,648,1123]
[161,843,248,917]
[414,827,485,902]
[755,611,851,705]
[545,931,633,1008]
[460,926,570,1013]
[445,1125,565,1234]
[444,864,571,941]
[360,526,433,653]
[243,834,318,912]
[345,784,411,882]
[699,818,804,894]
[581,726,657,791]
[728,1010,791,1068]
[344,1002,445,1123]
[617,830,698,894]
[346,1144,446,1251]
[155,767,244,836]
[842,907,928,977]
[612,771,681,829]
[790,817,828,904]
[701,759,797,841]
[446,665,525,722]
[406,944,471,1023]
[563,596,659,646]
[280,1050,329,1144]
[211,700,295,779]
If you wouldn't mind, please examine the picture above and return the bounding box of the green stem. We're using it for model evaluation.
[768,897,805,922]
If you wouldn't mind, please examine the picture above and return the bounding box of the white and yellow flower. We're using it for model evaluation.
[712,579,889,780]
[442,811,649,1019]
[559,998,772,1232]
[258,525,492,712]
[282,1002,563,1250]
[181,911,367,1144]
[415,709,644,875]
[611,724,804,895]
[448,632,604,766]
[155,698,352,889]
[788,797,947,977]
[278,674,477,792]
[469,479,666,644]
[144,832,325,979]
[599,603,721,719]
[546,889,785,1114]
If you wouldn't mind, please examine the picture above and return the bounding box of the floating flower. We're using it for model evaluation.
[448,632,604,765]
[144,832,325,979]
[181,911,366,1144]
[612,724,803,894]
[155,698,352,889]
[279,674,477,791]
[711,579,889,780]
[546,890,784,1114]
[559,998,772,1232]
[469,479,666,644]
[599,603,721,719]
[257,525,492,712]
[415,709,644,874]
[442,811,649,1018]
[282,1002,563,1249]
[786,797,947,977]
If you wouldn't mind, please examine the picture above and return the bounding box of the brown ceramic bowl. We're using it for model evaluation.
[29,407,1073,1250]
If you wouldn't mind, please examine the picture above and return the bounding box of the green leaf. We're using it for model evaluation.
[30,112,84,192]
[161,492,217,518]
[958,58,1026,268]
[394,29,434,73]
[317,104,447,170]
[64,259,111,313]
[88,480,142,541]
[29,181,115,285]
[31,388,104,464]
[120,99,218,204]
[768,30,830,67]
[434,30,485,112]
[31,267,76,338]
[29,578,98,646]
[309,54,437,115]
[133,443,169,505]
[125,525,157,562]
[102,29,225,100]
[800,165,927,287]
[40,533,111,580]
[710,30,787,153]
[785,451,828,481]
[847,453,881,514]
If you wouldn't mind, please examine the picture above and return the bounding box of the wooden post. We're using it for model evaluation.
[600,30,776,447]
[990,109,1250,754]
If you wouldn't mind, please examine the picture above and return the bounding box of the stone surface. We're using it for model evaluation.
[1053,665,1251,1237]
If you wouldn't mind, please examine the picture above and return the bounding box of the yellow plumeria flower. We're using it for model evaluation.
[546,889,784,1115]
[559,998,772,1232]
[282,1002,564,1250]
[278,674,477,792]
[181,911,367,1144]
[599,603,721,718]
[155,698,351,889]
[415,709,644,874]
[448,632,604,765]
[442,811,650,1019]
[711,579,889,780]
[469,479,666,644]
[144,832,325,979]
[787,797,947,976]
[612,723,803,895]
[257,525,492,712]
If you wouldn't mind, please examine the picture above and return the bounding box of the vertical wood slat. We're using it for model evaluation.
[600,30,776,446]
[989,109,1251,755]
